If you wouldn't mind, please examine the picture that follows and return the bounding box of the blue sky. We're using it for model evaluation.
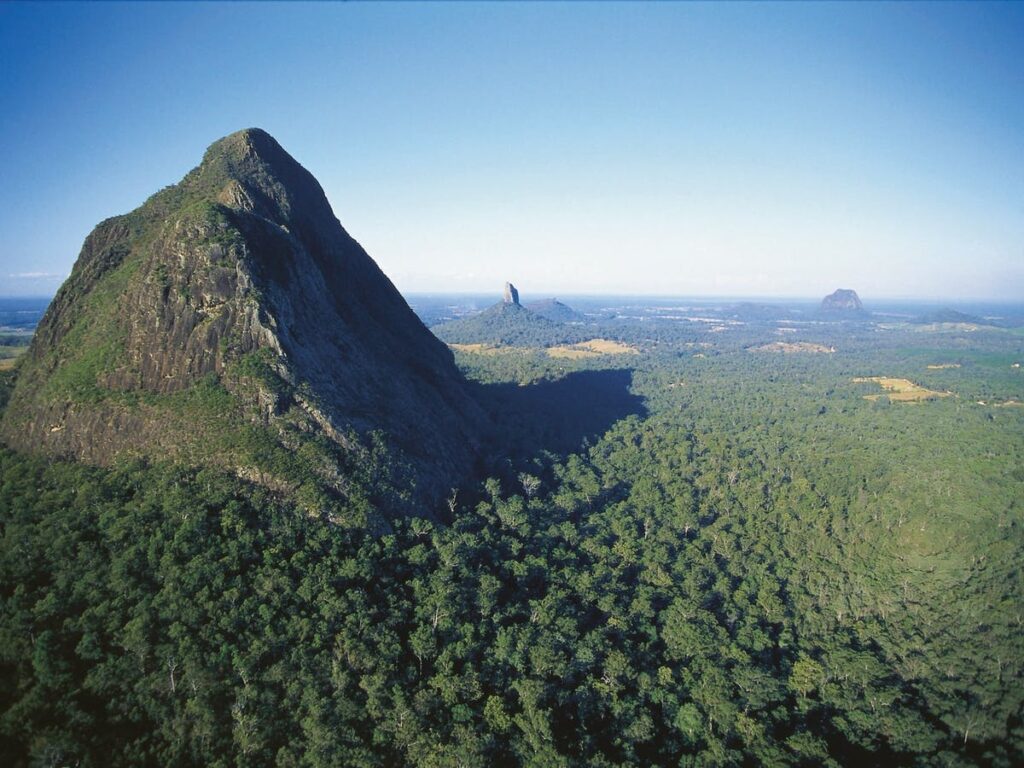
[1,2,1022,300]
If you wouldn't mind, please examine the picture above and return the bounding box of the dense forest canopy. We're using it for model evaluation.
[1,301,1023,766]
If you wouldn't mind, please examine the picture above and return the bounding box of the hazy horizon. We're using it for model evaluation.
[4,291,1023,310]
[2,2,1022,301]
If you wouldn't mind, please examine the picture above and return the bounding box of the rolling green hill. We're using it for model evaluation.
[433,300,580,347]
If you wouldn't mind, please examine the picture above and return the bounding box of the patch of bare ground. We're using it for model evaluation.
[853,377,953,402]
[546,339,639,359]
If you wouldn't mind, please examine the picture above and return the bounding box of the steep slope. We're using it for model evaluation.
[0,128,483,512]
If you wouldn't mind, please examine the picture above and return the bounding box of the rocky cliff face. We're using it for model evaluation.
[1,129,483,513]
[503,282,520,306]
[820,288,864,313]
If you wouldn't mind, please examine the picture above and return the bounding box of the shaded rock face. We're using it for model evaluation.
[1,128,484,509]
[820,289,863,313]
[503,282,520,306]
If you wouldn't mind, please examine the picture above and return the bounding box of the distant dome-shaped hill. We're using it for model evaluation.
[819,288,865,315]
[0,128,483,513]
[525,298,584,323]
[433,289,578,347]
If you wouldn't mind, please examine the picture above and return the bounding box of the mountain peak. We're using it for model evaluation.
[185,128,329,224]
[1,129,483,515]
[504,282,520,306]
[820,288,863,313]
[205,127,279,159]
[199,128,299,182]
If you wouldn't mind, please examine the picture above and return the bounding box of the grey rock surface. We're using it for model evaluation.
[820,288,863,313]
[503,282,520,305]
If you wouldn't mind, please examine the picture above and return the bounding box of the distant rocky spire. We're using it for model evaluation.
[504,281,520,306]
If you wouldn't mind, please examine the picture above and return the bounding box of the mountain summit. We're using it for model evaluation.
[820,288,864,314]
[503,282,520,306]
[1,128,482,512]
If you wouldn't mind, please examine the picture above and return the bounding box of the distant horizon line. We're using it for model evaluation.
[400,291,1023,305]
[2,292,1022,306]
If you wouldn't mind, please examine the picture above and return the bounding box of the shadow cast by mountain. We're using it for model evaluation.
[469,368,646,468]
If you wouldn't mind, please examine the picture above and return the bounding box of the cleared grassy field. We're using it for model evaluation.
[450,339,639,360]
[853,376,952,402]
[546,339,639,359]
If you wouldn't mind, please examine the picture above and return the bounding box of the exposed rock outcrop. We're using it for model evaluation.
[820,289,864,313]
[503,282,520,306]
[1,128,484,512]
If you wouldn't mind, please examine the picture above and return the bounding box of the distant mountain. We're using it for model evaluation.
[0,128,483,510]
[433,287,577,346]
[525,298,584,323]
[819,288,864,314]
[914,308,987,325]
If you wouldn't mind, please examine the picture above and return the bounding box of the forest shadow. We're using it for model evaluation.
[469,368,646,469]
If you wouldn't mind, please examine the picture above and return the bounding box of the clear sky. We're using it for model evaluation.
[1,1,1022,300]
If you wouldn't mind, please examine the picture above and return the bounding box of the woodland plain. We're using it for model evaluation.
[1,295,1021,767]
